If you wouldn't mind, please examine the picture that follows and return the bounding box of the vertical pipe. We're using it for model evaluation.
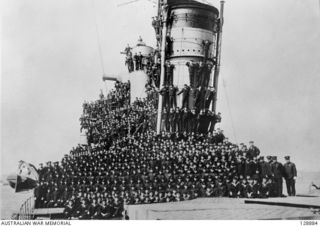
[212,0,225,113]
[156,4,168,134]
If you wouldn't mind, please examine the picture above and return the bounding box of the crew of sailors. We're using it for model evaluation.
[34,82,297,220]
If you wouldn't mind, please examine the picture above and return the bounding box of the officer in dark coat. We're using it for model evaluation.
[283,156,297,196]
[271,156,284,197]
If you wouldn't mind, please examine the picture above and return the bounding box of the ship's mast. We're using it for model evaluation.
[212,1,225,113]
[156,0,168,134]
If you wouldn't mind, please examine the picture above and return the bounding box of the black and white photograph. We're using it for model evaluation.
[1,0,320,223]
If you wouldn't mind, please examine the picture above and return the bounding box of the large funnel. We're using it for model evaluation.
[167,0,219,106]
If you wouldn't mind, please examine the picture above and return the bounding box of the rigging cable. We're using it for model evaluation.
[222,78,238,144]
[91,0,105,75]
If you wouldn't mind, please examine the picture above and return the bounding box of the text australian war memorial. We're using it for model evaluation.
[11,0,302,220]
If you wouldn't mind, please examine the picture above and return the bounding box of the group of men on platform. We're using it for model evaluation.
[35,129,297,220]
[33,64,298,219]
[161,107,221,133]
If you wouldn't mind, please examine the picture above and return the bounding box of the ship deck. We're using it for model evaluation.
[126,196,320,220]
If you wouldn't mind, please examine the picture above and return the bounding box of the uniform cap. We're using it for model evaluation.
[284,156,290,160]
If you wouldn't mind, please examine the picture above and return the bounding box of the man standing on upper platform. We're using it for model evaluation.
[283,156,297,196]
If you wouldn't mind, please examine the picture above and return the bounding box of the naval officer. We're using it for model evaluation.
[283,156,297,196]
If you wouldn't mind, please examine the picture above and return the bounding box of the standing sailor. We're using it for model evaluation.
[271,156,284,197]
[204,87,216,109]
[283,156,297,196]
[177,84,190,109]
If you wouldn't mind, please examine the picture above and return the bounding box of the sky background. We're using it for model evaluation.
[1,0,320,176]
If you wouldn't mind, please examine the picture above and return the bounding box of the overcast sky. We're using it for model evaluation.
[1,0,320,176]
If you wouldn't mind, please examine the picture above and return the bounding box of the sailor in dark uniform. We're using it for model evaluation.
[283,156,297,196]
[63,200,75,219]
[177,84,190,109]
[259,156,272,179]
[196,61,205,88]
[168,108,175,132]
[193,87,202,110]
[238,178,249,198]
[161,108,169,132]
[200,63,213,88]
[100,200,112,219]
[181,108,190,132]
[252,178,261,198]
[166,36,173,57]
[138,52,143,70]
[228,178,239,198]
[247,141,260,159]
[197,109,209,134]
[186,61,197,88]
[112,197,123,217]
[189,108,198,133]
[168,85,178,108]
[159,85,169,109]
[89,199,101,219]
[164,61,174,86]
[76,200,90,220]
[260,178,270,198]
[133,53,139,70]
[173,108,181,132]
[204,87,216,109]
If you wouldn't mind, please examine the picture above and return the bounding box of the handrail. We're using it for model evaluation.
[17,195,35,220]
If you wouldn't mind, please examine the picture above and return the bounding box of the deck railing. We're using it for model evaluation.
[16,196,35,220]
